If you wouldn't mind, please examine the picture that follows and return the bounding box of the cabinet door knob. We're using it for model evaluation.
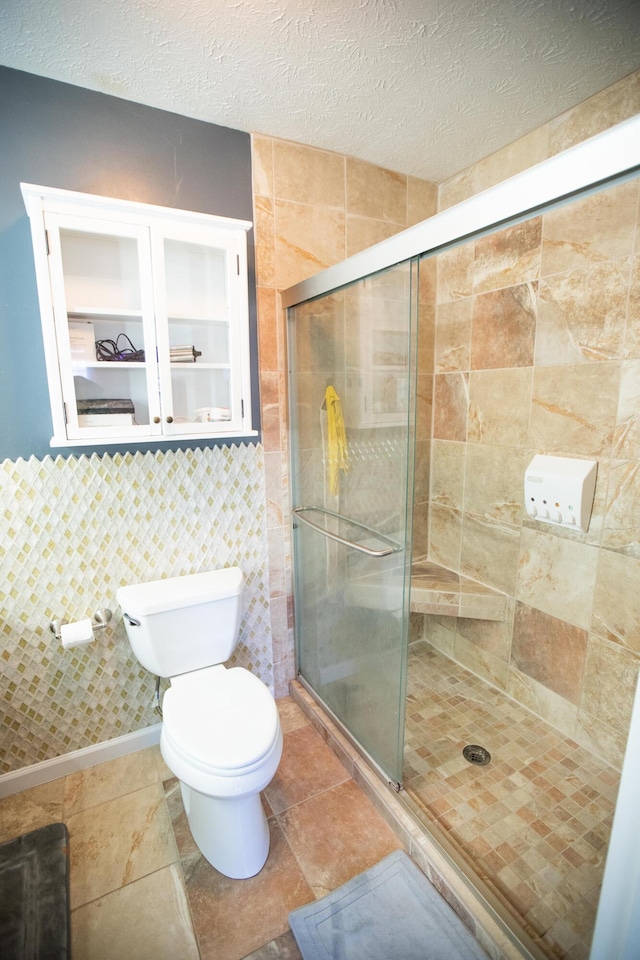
[153,416,161,424]
[166,416,174,423]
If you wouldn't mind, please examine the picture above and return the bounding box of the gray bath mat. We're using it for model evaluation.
[0,822,70,960]
[289,850,489,960]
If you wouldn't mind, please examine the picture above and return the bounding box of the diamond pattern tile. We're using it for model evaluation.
[0,445,272,774]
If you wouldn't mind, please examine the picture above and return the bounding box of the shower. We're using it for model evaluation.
[284,116,640,960]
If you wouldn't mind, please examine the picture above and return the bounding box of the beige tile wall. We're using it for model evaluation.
[439,71,640,209]
[425,70,640,768]
[251,136,437,695]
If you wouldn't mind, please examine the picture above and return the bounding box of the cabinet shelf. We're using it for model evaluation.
[168,314,228,325]
[68,309,143,322]
[72,361,147,370]
[72,360,231,373]
[169,362,230,370]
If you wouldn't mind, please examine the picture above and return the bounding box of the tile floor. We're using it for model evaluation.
[3,656,615,960]
[0,695,412,960]
[404,641,621,960]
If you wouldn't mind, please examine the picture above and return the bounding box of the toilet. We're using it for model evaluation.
[116,567,283,880]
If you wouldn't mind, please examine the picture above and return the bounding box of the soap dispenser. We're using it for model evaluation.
[524,455,597,532]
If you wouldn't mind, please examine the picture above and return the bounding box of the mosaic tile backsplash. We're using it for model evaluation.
[0,444,272,774]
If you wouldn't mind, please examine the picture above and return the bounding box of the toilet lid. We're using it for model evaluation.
[162,667,279,772]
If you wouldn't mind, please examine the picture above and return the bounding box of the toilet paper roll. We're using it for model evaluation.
[60,618,95,649]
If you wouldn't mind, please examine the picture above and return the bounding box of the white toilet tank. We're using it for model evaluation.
[117,568,244,677]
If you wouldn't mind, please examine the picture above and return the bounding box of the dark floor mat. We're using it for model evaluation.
[0,822,70,960]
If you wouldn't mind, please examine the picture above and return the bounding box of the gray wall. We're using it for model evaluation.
[0,66,259,461]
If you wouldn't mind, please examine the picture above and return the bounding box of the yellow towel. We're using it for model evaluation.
[324,385,350,496]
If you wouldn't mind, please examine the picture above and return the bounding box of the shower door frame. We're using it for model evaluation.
[282,113,640,960]
[287,258,419,788]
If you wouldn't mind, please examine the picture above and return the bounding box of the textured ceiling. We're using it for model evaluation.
[1,0,639,182]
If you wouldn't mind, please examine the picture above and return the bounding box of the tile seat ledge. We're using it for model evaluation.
[410,558,507,621]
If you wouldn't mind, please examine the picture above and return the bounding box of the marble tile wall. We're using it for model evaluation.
[253,69,639,743]
[251,135,437,695]
[438,72,640,210]
[426,140,640,767]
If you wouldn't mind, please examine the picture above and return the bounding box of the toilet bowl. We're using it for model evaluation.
[117,568,283,879]
[160,664,283,879]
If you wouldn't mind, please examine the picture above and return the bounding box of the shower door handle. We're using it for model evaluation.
[292,506,402,558]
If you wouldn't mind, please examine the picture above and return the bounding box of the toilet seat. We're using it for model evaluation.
[162,665,280,776]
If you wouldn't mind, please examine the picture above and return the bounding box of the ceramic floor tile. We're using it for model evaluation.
[70,864,199,960]
[151,744,174,782]
[242,930,303,959]
[68,781,178,909]
[276,695,311,734]
[163,776,205,887]
[0,779,64,844]
[184,817,313,960]
[1,719,442,960]
[264,724,349,814]
[64,746,160,816]
[404,640,619,959]
[277,779,402,898]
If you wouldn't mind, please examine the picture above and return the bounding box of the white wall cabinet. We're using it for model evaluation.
[22,183,256,446]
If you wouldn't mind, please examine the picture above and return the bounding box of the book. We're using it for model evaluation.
[78,413,134,427]
[76,398,135,416]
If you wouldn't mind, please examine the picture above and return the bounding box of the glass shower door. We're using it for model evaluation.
[288,261,418,785]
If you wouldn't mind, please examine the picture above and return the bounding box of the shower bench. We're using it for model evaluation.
[346,557,508,622]
[409,558,507,621]
[293,508,507,622]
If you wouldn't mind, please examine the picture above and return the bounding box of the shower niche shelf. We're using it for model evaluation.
[409,559,507,621]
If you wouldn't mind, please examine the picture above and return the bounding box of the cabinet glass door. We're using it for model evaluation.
[153,228,245,435]
[46,214,161,440]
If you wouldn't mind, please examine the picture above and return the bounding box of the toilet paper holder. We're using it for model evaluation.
[49,608,112,640]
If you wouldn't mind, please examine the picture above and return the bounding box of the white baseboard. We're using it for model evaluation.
[0,723,162,798]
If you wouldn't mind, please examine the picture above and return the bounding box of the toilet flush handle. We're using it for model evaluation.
[123,612,141,627]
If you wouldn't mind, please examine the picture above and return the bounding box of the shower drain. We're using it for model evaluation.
[463,744,491,766]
